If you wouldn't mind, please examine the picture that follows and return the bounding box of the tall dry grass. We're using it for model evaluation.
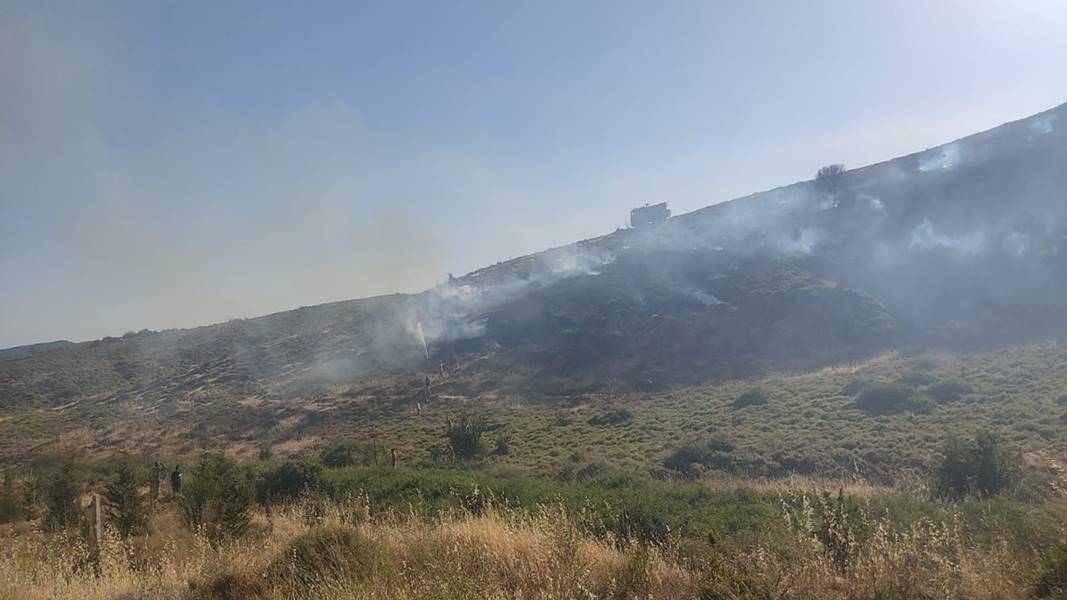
[0,494,1046,599]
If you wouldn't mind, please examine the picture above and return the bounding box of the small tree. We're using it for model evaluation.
[732,388,769,409]
[0,471,25,524]
[445,415,488,461]
[934,431,1021,499]
[934,437,973,498]
[493,433,510,456]
[105,461,147,538]
[815,163,847,195]
[182,453,255,544]
[42,457,82,532]
[257,460,323,504]
[971,431,1020,496]
[854,383,927,415]
[20,478,37,521]
[319,439,387,468]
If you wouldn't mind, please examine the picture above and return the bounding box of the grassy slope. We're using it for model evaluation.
[4,339,1065,489]
[311,341,1067,484]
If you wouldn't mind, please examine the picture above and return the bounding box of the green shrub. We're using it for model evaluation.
[1033,541,1067,598]
[257,460,323,504]
[601,497,672,544]
[182,453,255,544]
[855,383,927,415]
[897,371,937,387]
[268,524,385,590]
[782,489,867,575]
[195,571,271,600]
[319,439,388,468]
[663,445,711,475]
[493,433,510,456]
[663,437,737,477]
[695,549,772,600]
[913,358,938,371]
[926,380,974,403]
[814,490,862,574]
[105,461,147,538]
[588,409,634,426]
[0,471,26,524]
[610,544,652,599]
[732,388,768,409]
[445,415,488,460]
[841,378,869,396]
[706,436,735,453]
[934,431,1021,500]
[41,457,82,532]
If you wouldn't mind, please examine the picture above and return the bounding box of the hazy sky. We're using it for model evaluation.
[2,1,1067,348]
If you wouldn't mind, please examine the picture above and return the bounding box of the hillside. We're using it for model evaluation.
[3,103,1067,600]
[1,102,1066,476]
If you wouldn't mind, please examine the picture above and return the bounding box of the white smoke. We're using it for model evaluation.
[679,287,727,306]
[530,245,615,279]
[401,245,617,356]
[908,219,983,254]
[1028,115,1056,142]
[414,321,429,359]
[780,228,820,255]
[1000,230,1030,258]
[918,143,960,172]
[858,193,884,212]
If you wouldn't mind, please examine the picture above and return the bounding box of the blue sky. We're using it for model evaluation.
[2,0,1067,348]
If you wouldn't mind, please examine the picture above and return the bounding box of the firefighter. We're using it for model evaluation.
[170,464,182,495]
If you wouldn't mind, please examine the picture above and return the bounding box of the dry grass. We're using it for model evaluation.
[0,493,1046,600]
[698,472,924,498]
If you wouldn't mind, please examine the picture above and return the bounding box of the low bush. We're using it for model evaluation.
[934,431,1021,500]
[182,453,255,544]
[445,415,488,460]
[588,409,634,426]
[706,436,736,453]
[663,438,738,477]
[256,460,323,504]
[732,388,769,409]
[267,524,386,589]
[1033,541,1067,598]
[926,379,974,403]
[897,371,937,387]
[105,461,147,538]
[0,471,27,524]
[319,439,388,468]
[194,571,271,600]
[855,383,928,415]
[41,457,82,532]
[493,433,510,456]
[842,378,869,396]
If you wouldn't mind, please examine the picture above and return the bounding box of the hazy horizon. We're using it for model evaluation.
[3,1,1067,348]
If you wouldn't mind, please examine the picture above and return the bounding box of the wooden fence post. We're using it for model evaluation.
[91,493,102,551]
